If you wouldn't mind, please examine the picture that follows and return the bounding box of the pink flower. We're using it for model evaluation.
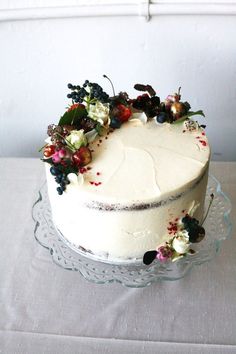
[52,148,70,164]
[156,245,173,262]
[58,148,66,158]
[52,151,61,163]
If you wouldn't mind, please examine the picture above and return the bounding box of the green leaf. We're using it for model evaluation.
[41,157,53,165]
[58,106,87,126]
[172,110,205,125]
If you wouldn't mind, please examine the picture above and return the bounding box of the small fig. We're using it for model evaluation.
[170,102,187,120]
[73,146,92,167]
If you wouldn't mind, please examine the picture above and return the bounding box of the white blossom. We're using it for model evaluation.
[67,172,84,186]
[172,231,190,254]
[66,130,87,150]
[87,101,109,125]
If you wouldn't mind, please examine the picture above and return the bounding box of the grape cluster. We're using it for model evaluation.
[50,166,70,195]
[67,80,109,103]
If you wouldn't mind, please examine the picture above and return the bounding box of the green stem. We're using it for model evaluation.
[103,74,115,96]
[38,143,48,152]
[56,132,76,152]
[84,97,97,110]
[201,193,214,226]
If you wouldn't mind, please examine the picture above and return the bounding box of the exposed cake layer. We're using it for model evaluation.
[46,119,210,262]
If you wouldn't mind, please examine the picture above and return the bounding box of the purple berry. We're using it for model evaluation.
[156,112,167,124]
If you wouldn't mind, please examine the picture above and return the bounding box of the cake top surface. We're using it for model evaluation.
[68,119,209,204]
[42,78,209,203]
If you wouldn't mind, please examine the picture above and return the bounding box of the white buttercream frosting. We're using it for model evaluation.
[46,119,210,262]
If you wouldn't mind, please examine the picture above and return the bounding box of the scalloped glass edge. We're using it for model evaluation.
[32,174,232,288]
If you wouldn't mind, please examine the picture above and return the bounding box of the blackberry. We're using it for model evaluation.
[76,117,96,132]
[132,93,160,118]
[188,225,205,243]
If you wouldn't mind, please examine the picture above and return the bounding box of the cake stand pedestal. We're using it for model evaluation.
[32,175,232,288]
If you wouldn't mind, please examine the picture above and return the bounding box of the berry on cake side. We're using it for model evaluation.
[41,77,211,264]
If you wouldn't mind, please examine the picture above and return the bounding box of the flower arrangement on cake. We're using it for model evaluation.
[41,76,212,265]
[41,76,205,195]
[143,195,214,265]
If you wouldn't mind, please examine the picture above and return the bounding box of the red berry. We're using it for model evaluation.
[116,104,132,122]
[67,103,85,112]
[44,145,55,158]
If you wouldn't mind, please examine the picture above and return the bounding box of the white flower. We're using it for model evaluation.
[84,129,98,143]
[87,101,109,125]
[66,130,87,150]
[129,112,148,125]
[172,231,190,254]
[67,173,84,186]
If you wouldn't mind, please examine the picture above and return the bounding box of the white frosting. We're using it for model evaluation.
[46,119,210,262]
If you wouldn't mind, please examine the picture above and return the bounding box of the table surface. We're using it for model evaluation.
[0,159,235,354]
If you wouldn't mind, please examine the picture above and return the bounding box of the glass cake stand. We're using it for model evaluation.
[32,175,232,288]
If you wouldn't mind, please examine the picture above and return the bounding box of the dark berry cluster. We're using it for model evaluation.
[109,92,129,109]
[76,116,97,133]
[50,166,70,195]
[132,94,160,118]
[182,215,205,243]
[67,80,109,104]
[47,124,62,137]
[47,124,64,149]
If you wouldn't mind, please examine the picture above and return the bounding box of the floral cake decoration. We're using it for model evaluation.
[40,76,211,265]
[40,75,206,196]
[143,195,214,265]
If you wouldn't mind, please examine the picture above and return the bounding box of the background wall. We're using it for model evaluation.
[0,0,236,160]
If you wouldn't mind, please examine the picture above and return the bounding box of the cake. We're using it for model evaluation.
[42,79,210,264]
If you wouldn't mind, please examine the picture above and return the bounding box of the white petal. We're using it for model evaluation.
[188,201,200,217]
[172,237,190,254]
[130,112,148,124]
[67,173,84,186]
[77,173,84,185]
[85,129,98,143]
[45,137,52,144]
[67,173,78,184]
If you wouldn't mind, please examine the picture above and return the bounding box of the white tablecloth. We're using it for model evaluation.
[0,159,235,354]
